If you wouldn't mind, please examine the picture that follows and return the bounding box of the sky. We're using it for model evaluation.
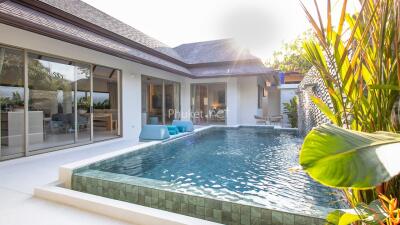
[82,0,358,60]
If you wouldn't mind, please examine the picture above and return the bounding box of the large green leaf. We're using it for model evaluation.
[326,200,388,225]
[300,124,400,188]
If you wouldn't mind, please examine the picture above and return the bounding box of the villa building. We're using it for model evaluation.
[0,0,299,161]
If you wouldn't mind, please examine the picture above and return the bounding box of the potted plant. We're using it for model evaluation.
[77,96,90,114]
[10,92,24,111]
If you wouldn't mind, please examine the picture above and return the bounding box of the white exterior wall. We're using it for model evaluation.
[279,84,299,126]
[0,24,264,144]
[237,76,258,125]
[266,87,281,118]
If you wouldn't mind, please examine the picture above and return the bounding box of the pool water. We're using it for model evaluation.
[89,127,342,215]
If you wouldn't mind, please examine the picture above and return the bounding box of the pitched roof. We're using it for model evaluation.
[0,0,274,78]
[174,39,259,64]
[38,0,185,62]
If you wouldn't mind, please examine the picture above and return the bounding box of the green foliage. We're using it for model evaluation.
[283,97,298,128]
[28,60,71,91]
[326,198,388,225]
[93,99,110,109]
[11,92,23,106]
[301,0,400,133]
[267,31,314,74]
[300,124,400,189]
[300,124,400,224]
[77,96,91,110]
[300,0,400,207]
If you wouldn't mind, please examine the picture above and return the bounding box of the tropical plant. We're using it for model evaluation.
[300,0,400,205]
[268,30,314,74]
[93,99,110,109]
[283,97,298,128]
[300,124,400,224]
[11,92,24,107]
[77,96,91,110]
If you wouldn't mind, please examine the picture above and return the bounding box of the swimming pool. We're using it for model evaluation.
[72,127,342,224]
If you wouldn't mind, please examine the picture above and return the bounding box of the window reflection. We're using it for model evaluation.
[0,47,25,157]
[141,75,180,125]
[191,83,226,125]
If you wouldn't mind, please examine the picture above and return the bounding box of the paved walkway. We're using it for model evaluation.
[0,139,141,225]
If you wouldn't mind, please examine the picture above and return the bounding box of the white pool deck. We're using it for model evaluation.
[0,125,218,225]
[0,138,144,225]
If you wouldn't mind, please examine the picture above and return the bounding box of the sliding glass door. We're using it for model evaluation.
[141,75,180,125]
[93,66,121,141]
[0,45,122,160]
[28,54,92,151]
[0,47,25,158]
[191,83,226,125]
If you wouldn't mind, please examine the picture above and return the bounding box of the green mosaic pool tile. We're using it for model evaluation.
[222,202,232,212]
[294,215,311,225]
[144,196,152,207]
[96,186,103,196]
[250,217,261,225]
[282,213,295,225]
[188,195,196,205]
[172,201,181,213]
[165,191,173,201]
[310,218,325,225]
[261,209,272,225]
[271,211,283,225]
[222,210,232,222]
[195,196,204,207]
[232,212,240,223]
[205,207,213,218]
[158,190,166,200]
[158,199,166,210]
[205,198,222,209]
[72,169,327,225]
[181,194,188,204]
[232,203,241,214]
[144,187,152,197]
[196,206,205,218]
[180,203,188,215]
[102,179,109,189]
[188,203,196,215]
[166,200,173,210]
[260,219,272,225]
[240,205,251,216]
[212,209,222,223]
[240,214,251,225]
[250,207,261,219]
[138,194,145,205]
[172,194,182,203]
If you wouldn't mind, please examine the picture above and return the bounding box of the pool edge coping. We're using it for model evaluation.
[34,182,222,225]
[59,125,216,188]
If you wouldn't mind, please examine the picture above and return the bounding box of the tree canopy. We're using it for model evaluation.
[267,31,314,74]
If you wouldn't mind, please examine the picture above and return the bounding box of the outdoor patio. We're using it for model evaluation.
[0,139,140,225]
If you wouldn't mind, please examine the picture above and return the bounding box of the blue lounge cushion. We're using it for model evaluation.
[139,125,170,140]
[177,126,186,133]
[167,125,179,135]
[172,120,194,132]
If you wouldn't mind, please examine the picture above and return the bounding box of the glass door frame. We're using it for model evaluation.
[0,43,122,161]
[141,75,181,125]
[190,82,227,125]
